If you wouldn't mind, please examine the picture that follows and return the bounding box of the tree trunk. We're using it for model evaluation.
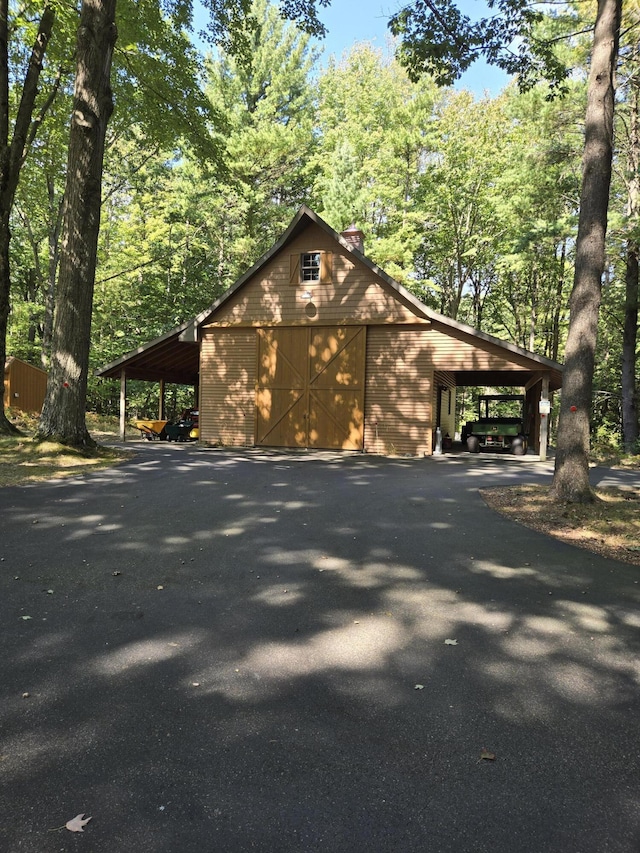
[41,175,64,368]
[622,240,639,452]
[0,3,55,434]
[551,0,621,502]
[551,239,566,363]
[38,0,117,447]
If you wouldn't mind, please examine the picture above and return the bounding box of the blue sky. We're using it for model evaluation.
[313,0,510,97]
[192,0,510,97]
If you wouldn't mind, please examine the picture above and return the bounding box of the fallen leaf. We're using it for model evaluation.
[444,638,458,645]
[65,814,92,832]
[414,684,425,690]
[20,615,32,621]
[480,749,496,761]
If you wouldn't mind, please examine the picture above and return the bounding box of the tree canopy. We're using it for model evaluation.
[3,0,638,475]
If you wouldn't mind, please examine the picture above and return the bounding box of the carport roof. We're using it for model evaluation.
[95,319,199,383]
[96,206,563,390]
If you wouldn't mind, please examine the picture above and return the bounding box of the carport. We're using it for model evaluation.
[449,364,562,460]
[96,319,199,440]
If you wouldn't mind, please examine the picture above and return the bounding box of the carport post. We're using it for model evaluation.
[120,369,126,442]
[539,375,550,462]
[159,378,165,420]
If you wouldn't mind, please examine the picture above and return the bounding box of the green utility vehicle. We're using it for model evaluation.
[462,394,528,455]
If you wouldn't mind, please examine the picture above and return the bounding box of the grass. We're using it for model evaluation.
[481,483,640,567]
[0,411,132,487]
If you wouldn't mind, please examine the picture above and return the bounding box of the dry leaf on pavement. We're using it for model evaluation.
[65,814,92,832]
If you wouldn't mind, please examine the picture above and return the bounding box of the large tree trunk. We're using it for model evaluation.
[38,0,117,447]
[0,3,55,434]
[551,0,621,502]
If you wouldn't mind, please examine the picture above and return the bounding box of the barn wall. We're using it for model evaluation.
[205,223,427,329]
[198,317,543,455]
[3,358,47,412]
[364,326,433,456]
[199,328,256,447]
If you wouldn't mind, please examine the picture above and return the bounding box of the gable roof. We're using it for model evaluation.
[179,204,431,340]
[180,205,563,387]
[97,205,563,390]
[5,356,47,375]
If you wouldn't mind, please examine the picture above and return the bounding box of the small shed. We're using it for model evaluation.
[4,357,48,413]
[97,206,562,457]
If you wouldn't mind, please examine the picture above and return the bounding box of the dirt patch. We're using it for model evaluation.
[480,484,640,566]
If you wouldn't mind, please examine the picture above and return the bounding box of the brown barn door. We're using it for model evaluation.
[256,326,366,450]
[308,327,365,449]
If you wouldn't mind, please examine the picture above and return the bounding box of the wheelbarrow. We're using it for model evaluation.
[132,419,169,440]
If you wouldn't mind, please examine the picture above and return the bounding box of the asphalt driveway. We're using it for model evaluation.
[1,445,639,852]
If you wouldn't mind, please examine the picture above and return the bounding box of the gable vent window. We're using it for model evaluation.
[290,250,333,285]
[301,252,321,281]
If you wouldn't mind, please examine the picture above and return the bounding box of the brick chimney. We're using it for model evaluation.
[341,223,364,253]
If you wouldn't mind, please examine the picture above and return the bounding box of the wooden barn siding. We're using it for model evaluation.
[205,223,426,329]
[199,329,256,446]
[428,322,541,371]
[4,358,47,412]
[364,326,433,456]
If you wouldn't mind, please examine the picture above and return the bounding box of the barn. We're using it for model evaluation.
[97,206,562,456]
[4,357,48,413]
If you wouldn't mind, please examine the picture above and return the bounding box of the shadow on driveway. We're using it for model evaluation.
[1,446,639,852]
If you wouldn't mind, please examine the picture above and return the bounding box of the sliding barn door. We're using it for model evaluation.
[256,326,365,450]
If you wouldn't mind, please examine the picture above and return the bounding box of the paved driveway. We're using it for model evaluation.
[1,446,639,852]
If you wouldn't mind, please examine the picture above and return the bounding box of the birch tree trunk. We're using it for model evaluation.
[38,0,117,446]
[551,0,621,501]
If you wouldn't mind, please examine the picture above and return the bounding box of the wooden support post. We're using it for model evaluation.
[159,378,165,420]
[539,374,550,462]
[119,370,126,442]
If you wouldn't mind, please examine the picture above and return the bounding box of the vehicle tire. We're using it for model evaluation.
[511,436,526,456]
[466,435,480,453]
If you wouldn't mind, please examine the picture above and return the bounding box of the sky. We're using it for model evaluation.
[192,0,511,98]
[313,0,510,97]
